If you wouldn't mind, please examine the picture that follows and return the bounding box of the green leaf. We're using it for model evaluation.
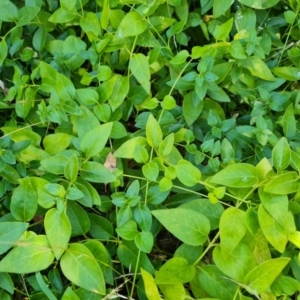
[43,133,73,155]
[264,172,299,195]
[117,11,147,38]
[152,208,210,246]
[258,204,288,253]
[213,243,257,282]
[0,40,8,67]
[180,199,224,230]
[155,257,196,284]
[134,231,154,253]
[17,6,40,26]
[45,208,71,260]
[213,18,233,41]
[0,235,54,274]
[60,243,105,294]
[213,0,233,17]
[66,201,90,237]
[283,104,297,139]
[0,222,28,255]
[198,265,237,300]
[117,240,155,274]
[141,268,161,300]
[175,159,201,187]
[80,123,113,157]
[48,7,77,23]
[243,258,290,294]
[0,272,14,294]
[272,137,290,171]
[81,161,116,183]
[76,88,99,106]
[108,75,129,110]
[0,0,18,22]
[116,220,138,240]
[133,204,152,231]
[239,0,280,9]
[114,137,147,158]
[40,155,67,174]
[219,207,247,258]
[210,163,259,188]
[88,213,114,240]
[64,155,79,183]
[243,57,275,81]
[272,67,300,81]
[11,178,38,222]
[129,54,151,94]
[183,92,204,126]
[146,114,163,148]
[62,287,81,300]
[142,161,159,181]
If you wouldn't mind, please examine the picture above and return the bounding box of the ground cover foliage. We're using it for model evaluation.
[1,0,300,299]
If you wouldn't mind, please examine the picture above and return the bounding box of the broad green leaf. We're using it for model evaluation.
[11,178,38,222]
[146,114,162,148]
[213,18,233,41]
[219,207,247,258]
[45,208,71,260]
[40,155,67,174]
[264,172,299,195]
[33,26,47,51]
[180,199,224,230]
[0,235,54,273]
[0,0,18,22]
[259,188,289,228]
[182,92,204,126]
[272,137,290,171]
[243,258,290,294]
[141,268,161,300]
[198,265,237,300]
[289,231,300,248]
[272,67,300,81]
[210,163,259,188]
[253,229,271,264]
[60,243,105,294]
[142,161,159,181]
[71,106,99,137]
[80,12,101,37]
[117,11,147,37]
[159,284,187,300]
[152,208,210,246]
[283,104,297,139]
[1,127,41,146]
[174,244,203,265]
[75,177,100,206]
[108,75,129,110]
[133,204,152,231]
[43,133,73,155]
[175,159,201,187]
[213,243,257,282]
[0,272,14,294]
[129,54,151,94]
[258,205,288,253]
[117,240,155,274]
[66,201,90,237]
[17,6,40,26]
[213,0,233,17]
[243,57,275,81]
[134,231,154,253]
[80,123,113,157]
[159,133,174,156]
[114,137,147,158]
[116,220,138,240]
[81,161,116,183]
[0,40,8,67]
[0,222,28,255]
[64,154,78,183]
[239,0,280,9]
[62,287,81,300]
[155,257,196,284]
[88,213,114,240]
[76,88,99,106]
[48,7,77,23]
[1,164,20,184]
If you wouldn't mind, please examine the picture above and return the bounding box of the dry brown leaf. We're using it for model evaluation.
[104,151,117,173]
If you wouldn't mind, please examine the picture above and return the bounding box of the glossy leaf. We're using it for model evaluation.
[60,243,105,294]
[155,257,196,284]
[152,208,210,246]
